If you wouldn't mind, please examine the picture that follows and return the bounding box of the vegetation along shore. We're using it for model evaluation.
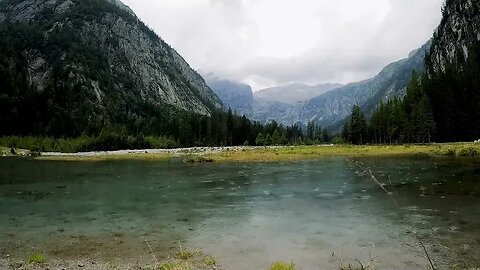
[2,142,478,162]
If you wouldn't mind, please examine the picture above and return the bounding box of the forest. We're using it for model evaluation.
[342,40,480,145]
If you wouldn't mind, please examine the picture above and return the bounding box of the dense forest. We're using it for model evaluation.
[0,105,330,152]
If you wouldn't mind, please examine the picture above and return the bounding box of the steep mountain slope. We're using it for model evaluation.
[205,77,254,114]
[423,0,480,141]
[205,78,308,125]
[209,42,430,129]
[428,0,480,74]
[254,83,342,104]
[299,41,430,129]
[0,0,222,137]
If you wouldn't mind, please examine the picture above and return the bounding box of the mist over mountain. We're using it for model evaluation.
[204,76,254,114]
[254,83,343,104]
[209,41,430,131]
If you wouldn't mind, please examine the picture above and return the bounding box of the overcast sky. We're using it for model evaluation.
[122,0,443,90]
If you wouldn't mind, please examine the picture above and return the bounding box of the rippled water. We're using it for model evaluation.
[0,157,479,269]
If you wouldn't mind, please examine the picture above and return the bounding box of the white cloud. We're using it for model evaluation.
[121,0,443,90]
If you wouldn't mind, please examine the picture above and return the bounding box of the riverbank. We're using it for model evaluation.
[16,142,480,162]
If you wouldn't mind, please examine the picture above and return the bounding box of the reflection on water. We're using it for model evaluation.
[0,157,479,269]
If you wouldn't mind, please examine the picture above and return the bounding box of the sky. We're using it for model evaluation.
[121,0,444,91]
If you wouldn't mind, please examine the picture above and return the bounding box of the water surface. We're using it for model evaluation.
[0,157,479,269]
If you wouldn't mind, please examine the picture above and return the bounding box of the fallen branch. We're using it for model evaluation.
[143,237,159,267]
[349,158,436,269]
[417,235,436,270]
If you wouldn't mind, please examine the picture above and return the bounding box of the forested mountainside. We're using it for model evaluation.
[342,0,480,144]
[299,41,430,130]
[424,0,480,142]
[0,0,222,137]
[209,42,429,130]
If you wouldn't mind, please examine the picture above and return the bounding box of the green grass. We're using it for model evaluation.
[270,261,296,270]
[0,135,177,153]
[174,250,195,260]
[27,253,46,264]
[202,256,216,266]
[159,261,191,270]
[36,152,172,162]
[206,143,480,162]
[183,155,213,163]
[3,140,480,162]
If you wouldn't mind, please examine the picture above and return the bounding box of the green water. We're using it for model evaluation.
[0,157,479,269]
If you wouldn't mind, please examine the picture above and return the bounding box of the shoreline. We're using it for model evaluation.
[18,142,480,162]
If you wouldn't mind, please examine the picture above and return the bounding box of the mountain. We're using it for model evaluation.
[297,41,430,130]
[254,83,342,104]
[0,0,222,137]
[205,77,254,114]
[427,0,480,75]
[422,0,480,141]
[209,42,430,130]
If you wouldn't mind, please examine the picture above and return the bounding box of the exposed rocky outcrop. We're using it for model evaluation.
[428,0,480,74]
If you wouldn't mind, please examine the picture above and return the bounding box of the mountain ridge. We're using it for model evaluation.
[208,41,430,130]
[254,83,343,104]
[0,0,222,136]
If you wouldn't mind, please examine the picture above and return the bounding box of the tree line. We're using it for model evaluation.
[342,40,480,145]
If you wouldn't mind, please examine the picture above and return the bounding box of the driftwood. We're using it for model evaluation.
[349,159,436,270]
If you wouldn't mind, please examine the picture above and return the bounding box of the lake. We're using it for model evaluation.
[0,157,479,269]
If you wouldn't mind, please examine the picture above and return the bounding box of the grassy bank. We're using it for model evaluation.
[26,142,480,162]
[0,134,178,153]
[36,152,173,162]
[204,143,480,162]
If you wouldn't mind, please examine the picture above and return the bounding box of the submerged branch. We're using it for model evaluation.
[349,159,436,270]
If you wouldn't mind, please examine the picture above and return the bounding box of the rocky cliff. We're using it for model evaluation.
[0,0,222,136]
[428,0,480,74]
[423,0,480,141]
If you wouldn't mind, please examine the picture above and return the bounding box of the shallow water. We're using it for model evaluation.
[0,157,479,269]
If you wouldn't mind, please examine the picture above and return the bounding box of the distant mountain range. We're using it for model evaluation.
[207,41,430,130]
[254,83,343,104]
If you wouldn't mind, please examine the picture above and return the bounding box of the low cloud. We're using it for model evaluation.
[122,0,443,90]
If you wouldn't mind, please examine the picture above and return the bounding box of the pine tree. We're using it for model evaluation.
[272,130,282,145]
[265,133,273,146]
[348,106,368,144]
[255,133,265,146]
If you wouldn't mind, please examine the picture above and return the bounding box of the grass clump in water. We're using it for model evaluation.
[159,261,191,270]
[183,155,213,163]
[270,261,296,270]
[202,256,217,266]
[27,253,46,264]
[174,250,195,260]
